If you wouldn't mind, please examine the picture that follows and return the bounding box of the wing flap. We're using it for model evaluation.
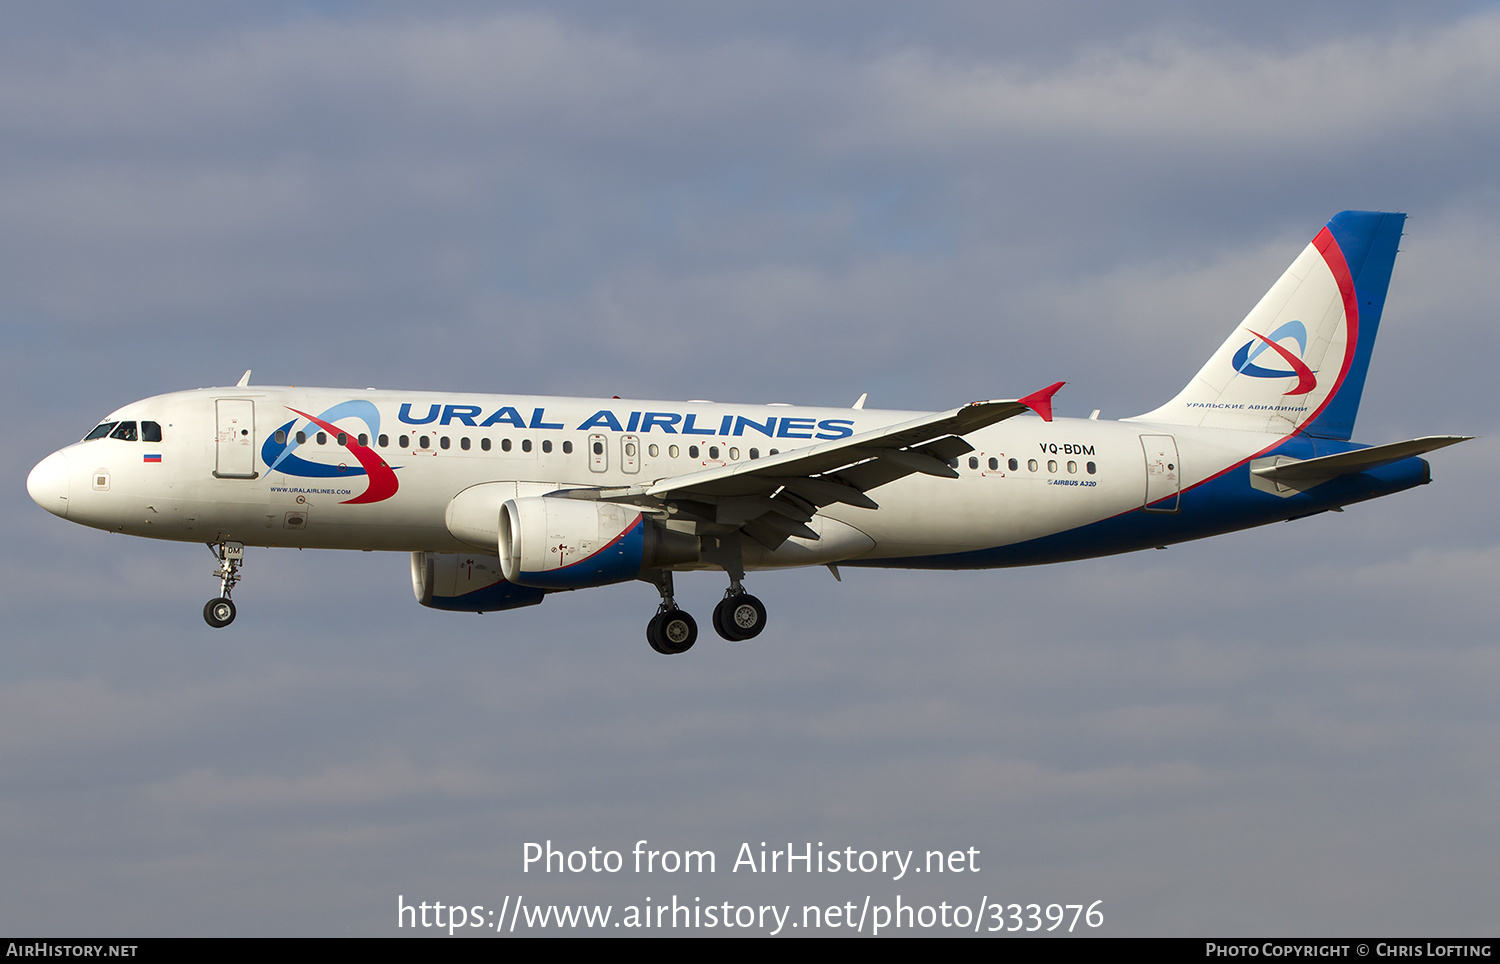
[764,476,880,510]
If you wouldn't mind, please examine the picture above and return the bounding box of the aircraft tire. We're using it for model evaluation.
[646,613,670,654]
[650,609,697,654]
[714,594,766,641]
[203,597,236,629]
[711,600,735,640]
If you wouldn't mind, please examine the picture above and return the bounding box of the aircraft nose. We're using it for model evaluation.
[27,449,71,518]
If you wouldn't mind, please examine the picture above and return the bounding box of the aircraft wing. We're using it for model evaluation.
[554,383,1063,548]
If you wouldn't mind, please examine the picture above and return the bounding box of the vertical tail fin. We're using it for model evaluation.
[1129,211,1405,440]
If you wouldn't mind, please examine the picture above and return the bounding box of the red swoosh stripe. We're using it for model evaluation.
[1246,330,1318,395]
[288,408,400,504]
[1300,227,1360,430]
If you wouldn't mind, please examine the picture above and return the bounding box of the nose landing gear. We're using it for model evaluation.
[203,541,243,628]
[203,597,236,628]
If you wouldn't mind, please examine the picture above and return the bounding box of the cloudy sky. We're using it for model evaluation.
[4,1,1497,936]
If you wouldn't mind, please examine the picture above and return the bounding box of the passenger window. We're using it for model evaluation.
[336,432,348,446]
[419,436,430,449]
[1047,460,1057,473]
[501,438,512,452]
[648,444,659,457]
[563,440,573,454]
[317,432,327,445]
[669,445,680,458]
[968,457,979,469]
[729,447,739,460]
[296,431,307,444]
[625,442,636,457]
[460,437,470,451]
[1028,459,1038,472]
[399,434,410,448]
[440,436,450,450]
[378,434,389,447]
[542,440,552,454]
[1067,460,1077,474]
[109,421,138,441]
[481,438,491,451]
[749,448,759,459]
[358,433,368,446]
[689,445,700,459]
[275,430,287,445]
[708,446,719,459]
[522,439,532,453]
[1086,461,1096,475]
[84,422,118,441]
[988,457,998,470]
[142,421,163,442]
[1009,458,1019,471]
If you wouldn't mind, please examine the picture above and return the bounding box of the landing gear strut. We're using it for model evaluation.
[644,570,697,655]
[204,541,243,628]
[641,539,770,652]
[702,538,767,641]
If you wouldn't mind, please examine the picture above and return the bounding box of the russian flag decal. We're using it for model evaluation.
[143,453,162,463]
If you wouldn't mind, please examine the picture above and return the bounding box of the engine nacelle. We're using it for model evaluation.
[499,497,698,589]
[411,551,546,613]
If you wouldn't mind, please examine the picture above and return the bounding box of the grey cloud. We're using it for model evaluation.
[3,2,1496,936]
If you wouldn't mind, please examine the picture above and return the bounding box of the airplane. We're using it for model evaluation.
[26,211,1469,654]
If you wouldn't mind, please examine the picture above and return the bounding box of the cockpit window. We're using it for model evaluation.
[109,421,139,441]
[141,421,162,442]
[84,422,118,441]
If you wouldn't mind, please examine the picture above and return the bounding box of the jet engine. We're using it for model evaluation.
[499,497,698,590]
[411,551,546,612]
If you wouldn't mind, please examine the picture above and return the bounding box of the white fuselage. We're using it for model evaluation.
[29,385,1296,570]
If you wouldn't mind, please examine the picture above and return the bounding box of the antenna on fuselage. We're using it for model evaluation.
[236,370,252,387]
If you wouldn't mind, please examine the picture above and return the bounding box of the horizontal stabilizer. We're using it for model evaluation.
[1251,436,1471,484]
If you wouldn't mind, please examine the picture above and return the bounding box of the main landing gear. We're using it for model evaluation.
[643,570,768,654]
[712,576,767,642]
[203,541,243,628]
[645,570,697,655]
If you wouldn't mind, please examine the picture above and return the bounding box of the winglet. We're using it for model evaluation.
[236,370,252,387]
[1017,381,1065,422]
